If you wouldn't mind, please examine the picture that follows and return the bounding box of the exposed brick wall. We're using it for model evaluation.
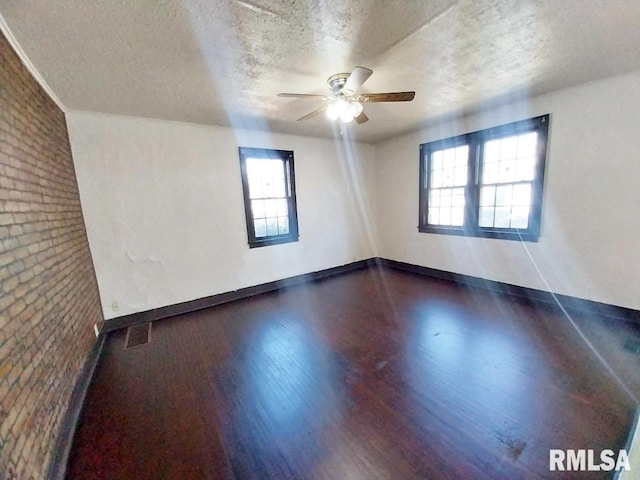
[0,29,104,479]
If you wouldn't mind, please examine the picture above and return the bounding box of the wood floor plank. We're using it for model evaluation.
[66,267,640,479]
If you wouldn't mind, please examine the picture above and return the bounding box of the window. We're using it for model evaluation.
[419,115,549,242]
[239,147,299,248]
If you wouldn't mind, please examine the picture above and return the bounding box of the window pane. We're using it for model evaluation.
[246,158,260,176]
[442,168,455,187]
[479,207,494,227]
[510,207,530,229]
[454,146,469,166]
[428,207,440,224]
[247,158,284,197]
[454,166,467,186]
[480,186,496,206]
[452,188,465,206]
[500,136,518,160]
[254,218,267,238]
[451,207,464,226]
[262,178,274,197]
[252,199,265,218]
[483,162,499,184]
[276,198,288,216]
[484,139,500,163]
[277,216,289,234]
[443,148,455,169]
[483,131,539,185]
[515,157,535,181]
[248,176,263,199]
[431,169,443,188]
[247,158,266,179]
[263,176,285,197]
[247,158,285,199]
[517,132,537,158]
[429,189,440,207]
[264,199,277,217]
[432,151,443,171]
[494,207,511,228]
[440,208,451,225]
[440,189,452,207]
[433,145,468,175]
[273,178,287,197]
[498,160,516,183]
[266,217,278,236]
[512,184,532,206]
[495,185,513,206]
[253,158,281,178]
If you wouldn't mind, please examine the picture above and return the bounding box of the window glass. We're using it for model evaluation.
[419,115,549,241]
[239,148,298,248]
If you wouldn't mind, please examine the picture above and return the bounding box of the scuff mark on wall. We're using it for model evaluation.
[123,250,174,315]
[125,250,166,267]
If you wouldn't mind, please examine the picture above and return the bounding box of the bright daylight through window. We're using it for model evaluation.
[419,115,549,241]
[239,147,299,248]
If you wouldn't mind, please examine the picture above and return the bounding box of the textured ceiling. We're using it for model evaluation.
[2,0,640,143]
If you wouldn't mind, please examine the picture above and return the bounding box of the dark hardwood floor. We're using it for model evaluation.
[66,267,640,479]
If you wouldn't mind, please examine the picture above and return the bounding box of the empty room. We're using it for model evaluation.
[1,1,640,479]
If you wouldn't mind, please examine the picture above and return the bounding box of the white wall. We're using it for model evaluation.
[67,112,377,319]
[375,71,640,310]
[68,71,640,318]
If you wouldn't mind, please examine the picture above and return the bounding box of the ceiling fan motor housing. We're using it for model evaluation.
[327,73,351,95]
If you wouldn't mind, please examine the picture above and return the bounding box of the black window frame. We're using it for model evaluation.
[419,114,549,242]
[239,147,299,248]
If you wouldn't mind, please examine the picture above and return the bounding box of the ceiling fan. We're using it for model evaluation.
[277,66,415,125]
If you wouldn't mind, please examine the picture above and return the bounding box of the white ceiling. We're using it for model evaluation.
[2,0,640,143]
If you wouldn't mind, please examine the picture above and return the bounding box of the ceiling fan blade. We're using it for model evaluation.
[362,92,415,102]
[278,93,326,98]
[354,111,369,124]
[342,66,373,95]
[297,105,327,121]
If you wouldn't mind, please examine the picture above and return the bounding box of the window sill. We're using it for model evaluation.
[418,226,539,242]
[248,235,299,249]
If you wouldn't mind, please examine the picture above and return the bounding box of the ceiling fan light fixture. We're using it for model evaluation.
[326,102,340,120]
[325,98,362,122]
[350,101,363,117]
[340,109,354,123]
